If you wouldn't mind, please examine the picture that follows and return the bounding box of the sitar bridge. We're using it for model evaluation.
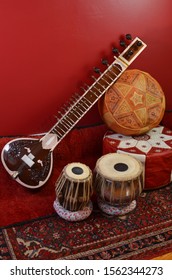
[21,153,35,167]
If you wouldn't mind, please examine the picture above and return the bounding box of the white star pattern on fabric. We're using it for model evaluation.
[106,126,172,154]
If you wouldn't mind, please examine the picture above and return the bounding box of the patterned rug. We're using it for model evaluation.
[1,185,172,260]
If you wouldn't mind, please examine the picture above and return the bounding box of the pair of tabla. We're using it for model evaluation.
[54,153,143,221]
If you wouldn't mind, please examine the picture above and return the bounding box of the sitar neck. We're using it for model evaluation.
[40,37,147,151]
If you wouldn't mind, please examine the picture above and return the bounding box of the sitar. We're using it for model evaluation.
[1,35,147,189]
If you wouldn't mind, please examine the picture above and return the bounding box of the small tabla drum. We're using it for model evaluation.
[54,162,93,221]
[94,153,143,215]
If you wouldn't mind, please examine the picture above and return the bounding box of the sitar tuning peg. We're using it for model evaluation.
[84,83,90,89]
[54,115,59,120]
[80,86,86,92]
[93,67,101,74]
[112,47,120,55]
[57,110,63,116]
[81,84,89,92]
[128,50,134,56]
[137,41,142,47]
[101,58,109,66]
[120,40,127,48]
[73,92,80,100]
[126,34,132,41]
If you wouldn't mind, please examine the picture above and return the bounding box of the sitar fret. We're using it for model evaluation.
[55,123,66,134]
[61,120,71,130]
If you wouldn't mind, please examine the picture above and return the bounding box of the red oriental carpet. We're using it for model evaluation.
[1,185,172,260]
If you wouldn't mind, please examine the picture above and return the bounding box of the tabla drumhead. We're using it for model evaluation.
[95,153,142,181]
[65,162,91,180]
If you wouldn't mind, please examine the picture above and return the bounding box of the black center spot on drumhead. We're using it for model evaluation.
[114,163,128,172]
[72,167,84,175]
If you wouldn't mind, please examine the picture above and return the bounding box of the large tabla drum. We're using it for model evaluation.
[55,162,93,212]
[94,153,143,215]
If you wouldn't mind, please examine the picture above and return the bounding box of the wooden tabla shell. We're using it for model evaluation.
[94,153,143,206]
[55,162,93,211]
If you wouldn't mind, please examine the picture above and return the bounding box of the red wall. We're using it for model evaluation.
[0,0,172,136]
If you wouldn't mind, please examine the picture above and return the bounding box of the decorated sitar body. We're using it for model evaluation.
[1,36,147,188]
